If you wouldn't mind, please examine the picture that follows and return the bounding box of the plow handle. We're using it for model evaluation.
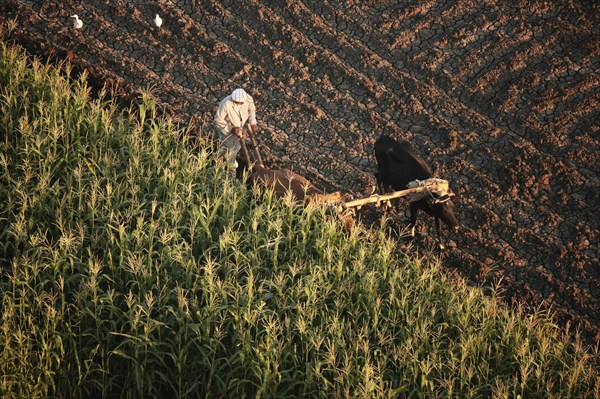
[247,124,264,167]
[239,131,252,168]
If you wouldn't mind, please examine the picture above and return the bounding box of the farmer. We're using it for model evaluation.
[214,88,259,168]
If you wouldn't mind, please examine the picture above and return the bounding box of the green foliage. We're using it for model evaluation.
[1,40,598,399]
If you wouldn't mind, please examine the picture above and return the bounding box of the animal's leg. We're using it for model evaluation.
[374,173,384,193]
[374,174,392,210]
[379,185,392,211]
[435,217,445,250]
[408,203,419,237]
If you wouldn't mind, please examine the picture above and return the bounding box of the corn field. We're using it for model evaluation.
[0,39,598,398]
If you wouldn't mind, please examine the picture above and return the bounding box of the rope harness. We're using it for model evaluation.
[406,178,454,205]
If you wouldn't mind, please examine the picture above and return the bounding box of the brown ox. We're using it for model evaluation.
[248,165,354,230]
[249,165,342,204]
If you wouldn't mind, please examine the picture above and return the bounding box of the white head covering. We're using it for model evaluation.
[231,88,248,102]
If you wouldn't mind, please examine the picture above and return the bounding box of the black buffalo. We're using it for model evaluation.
[374,135,459,249]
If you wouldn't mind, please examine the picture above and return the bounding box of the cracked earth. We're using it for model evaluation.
[2,0,599,346]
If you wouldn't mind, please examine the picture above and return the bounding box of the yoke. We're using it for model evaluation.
[342,178,453,210]
[406,178,453,204]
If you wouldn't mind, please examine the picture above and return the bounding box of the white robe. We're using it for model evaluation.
[214,94,257,136]
[213,94,258,165]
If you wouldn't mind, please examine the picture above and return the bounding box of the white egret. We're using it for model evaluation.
[153,14,163,29]
[71,14,83,29]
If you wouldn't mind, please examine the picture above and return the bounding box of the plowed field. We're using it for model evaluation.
[2,0,599,345]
